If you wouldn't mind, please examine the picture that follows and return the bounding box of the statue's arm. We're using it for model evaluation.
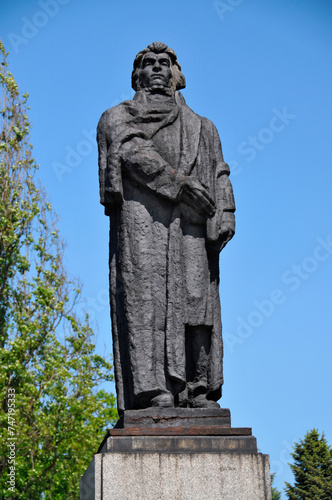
[119,136,214,216]
[120,135,185,201]
[97,123,108,206]
[97,112,124,216]
[206,122,236,252]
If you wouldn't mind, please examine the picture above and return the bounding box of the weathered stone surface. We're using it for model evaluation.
[80,453,101,500]
[98,42,235,413]
[80,450,271,500]
[99,434,257,454]
[108,426,252,436]
[114,407,231,429]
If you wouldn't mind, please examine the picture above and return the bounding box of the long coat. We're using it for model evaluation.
[97,90,235,413]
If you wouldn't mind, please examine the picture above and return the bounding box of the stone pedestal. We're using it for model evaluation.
[80,409,271,500]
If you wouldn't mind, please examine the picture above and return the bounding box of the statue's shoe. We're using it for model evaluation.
[151,393,174,408]
[190,394,220,409]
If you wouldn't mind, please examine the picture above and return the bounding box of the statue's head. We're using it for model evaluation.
[131,42,186,93]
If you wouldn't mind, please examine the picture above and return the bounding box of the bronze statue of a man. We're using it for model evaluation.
[97,42,235,414]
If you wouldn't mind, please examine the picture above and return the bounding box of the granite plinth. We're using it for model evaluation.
[81,408,272,499]
[80,448,271,500]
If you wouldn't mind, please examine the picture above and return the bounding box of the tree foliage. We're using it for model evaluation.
[271,473,282,500]
[285,429,332,499]
[0,41,117,499]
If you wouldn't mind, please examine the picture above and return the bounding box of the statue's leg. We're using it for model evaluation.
[130,325,175,409]
[185,325,220,408]
[119,194,174,410]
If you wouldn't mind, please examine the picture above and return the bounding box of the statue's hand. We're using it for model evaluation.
[181,178,216,216]
[206,215,235,253]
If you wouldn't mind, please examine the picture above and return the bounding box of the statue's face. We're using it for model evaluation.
[139,52,172,90]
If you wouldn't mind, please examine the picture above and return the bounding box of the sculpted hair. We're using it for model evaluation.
[131,41,186,92]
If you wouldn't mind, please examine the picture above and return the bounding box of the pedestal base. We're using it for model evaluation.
[80,409,271,500]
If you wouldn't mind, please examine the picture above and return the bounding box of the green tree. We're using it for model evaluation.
[285,429,332,499]
[271,473,282,500]
[0,41,117,499]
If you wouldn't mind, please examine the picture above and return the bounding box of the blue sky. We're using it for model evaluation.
[1,0,332,495]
